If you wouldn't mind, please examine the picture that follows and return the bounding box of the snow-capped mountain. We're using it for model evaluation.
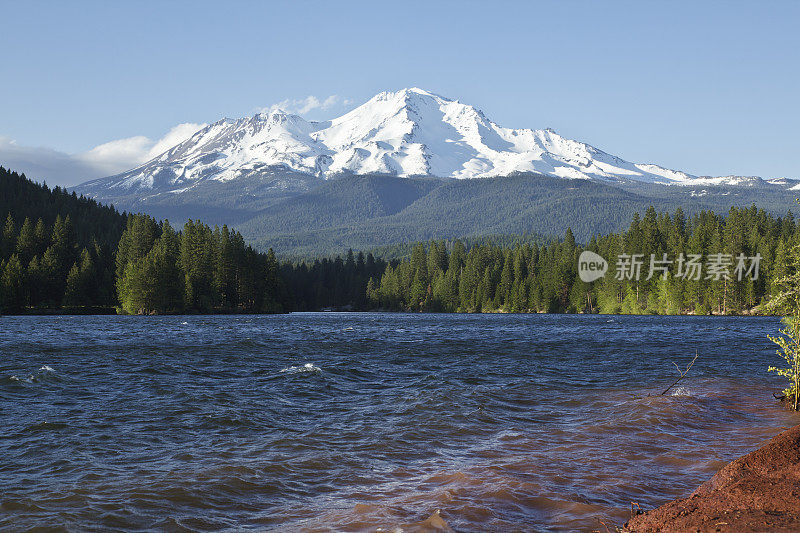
[78,87,792,197]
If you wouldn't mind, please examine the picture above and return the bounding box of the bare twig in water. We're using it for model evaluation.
[660,350,699,396]
[593,517,615,533]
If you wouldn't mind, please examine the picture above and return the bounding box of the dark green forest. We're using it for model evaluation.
[1,166,797,315]
[0,167,125,312]
[369,206,796,315]
[0,166,381,314]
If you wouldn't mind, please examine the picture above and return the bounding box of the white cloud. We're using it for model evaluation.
[147,123,207,159]
[0,123,205,187]
[75,136,154,176]
[76,123,205,175]
[1,95,352,187]
[259,94,353,115]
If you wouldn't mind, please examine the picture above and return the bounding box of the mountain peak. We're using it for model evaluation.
[78,89,794,195]
[403,86,437,95]
[256,107,289,118]
[374,87,442,100]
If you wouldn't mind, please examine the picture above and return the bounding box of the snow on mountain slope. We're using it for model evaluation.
[79,110,330,194]
[78,88,793,196]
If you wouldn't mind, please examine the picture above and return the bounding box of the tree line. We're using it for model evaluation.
[368,206,798,315]
[0,213,116,311]
[2,166,799,315]
[0,198,382,314]
[0,163,382,314]
[0,166,125,248]
[281,250,388,311]
[114,215,285,314]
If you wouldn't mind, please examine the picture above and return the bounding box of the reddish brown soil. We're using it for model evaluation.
[624,424,800,532]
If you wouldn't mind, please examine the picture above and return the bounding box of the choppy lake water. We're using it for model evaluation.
[1,313,798,532]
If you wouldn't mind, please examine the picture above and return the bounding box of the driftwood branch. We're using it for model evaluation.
[660,350,699,396]
[593,517,614,533]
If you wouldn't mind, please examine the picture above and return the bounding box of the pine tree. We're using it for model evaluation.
[40,246,63,305]
[2,214,16,258]
[64,248,96,307]
[409,243,429,310]
[262,248,282,312]
[213,225,236,309]
[33,218,48,257]
[26,256,45,307]
[50,214,78,278]
[0,254,25,312]
[115,214,159,283]
[180,220,217,312]
[366,277,377,307]
[16,217,37,263]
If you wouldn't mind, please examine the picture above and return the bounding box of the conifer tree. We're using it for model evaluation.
[0,254,25,312]
[16,217,37,263]
[2,214,16,258]
[64,248,96,307]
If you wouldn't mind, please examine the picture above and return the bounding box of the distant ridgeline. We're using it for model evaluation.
[1,166,798,315]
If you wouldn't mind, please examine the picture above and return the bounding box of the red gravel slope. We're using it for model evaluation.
[625,424,800,532]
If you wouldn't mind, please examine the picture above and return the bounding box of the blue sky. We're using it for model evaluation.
[1,1,798,185]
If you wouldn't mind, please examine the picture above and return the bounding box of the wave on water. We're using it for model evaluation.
[1,314,791,532]
[279,363,322,374]
[3,365,61,385]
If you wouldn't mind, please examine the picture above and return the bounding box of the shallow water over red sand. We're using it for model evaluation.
[1,314,798,531]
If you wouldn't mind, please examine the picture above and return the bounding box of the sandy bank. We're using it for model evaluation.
[624,424,800,532]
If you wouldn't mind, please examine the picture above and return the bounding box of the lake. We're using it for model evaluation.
[1,313,798,531]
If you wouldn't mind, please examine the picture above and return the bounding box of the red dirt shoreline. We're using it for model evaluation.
[624,424,800,532]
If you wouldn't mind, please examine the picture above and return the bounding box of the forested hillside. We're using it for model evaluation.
[0,166,379,314]
[1,167,126,247]
[369,206,796,315]
[237,174,800,256]
[0,167,288,313]
[0,167,126,312]
[3,166,798,316]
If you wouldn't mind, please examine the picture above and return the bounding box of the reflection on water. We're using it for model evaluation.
[0,313,797,532]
